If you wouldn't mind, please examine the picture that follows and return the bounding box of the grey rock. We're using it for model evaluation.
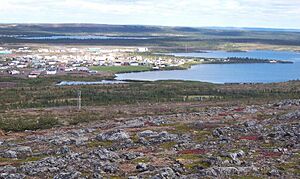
[229,150,245,160]
[0,173,26,179]
[212,128,224,137]
[269,169,281,176]
[136,163,148,172]
[93,148,119,162]
[122,152,142,160]
[2,150,17,158]
[138,130,158,138]
[128,176,139,179]
[0,165,17,173]
[20,157,65,176]
[53,171,81,179]
[244,121,256,127]
[70,137,89,146]
[50,136,72,145]
[97,129,130,141]
[59,146,71,154]
[279,111,300,120]
[103,163,118,173]
[15,146,33,158]
[151,167,176,179]
[158,131,178,141]
[92,173,103,179]
[200,166,258,176]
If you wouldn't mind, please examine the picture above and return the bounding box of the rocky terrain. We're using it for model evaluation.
[0,99,299,178]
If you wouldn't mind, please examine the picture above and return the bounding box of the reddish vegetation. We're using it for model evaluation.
[218,113,231,117]
[178,149,207,155]
[233,108,245,112]
[144,121,155,126]
[239,135,261,141]
[261,151,282,158]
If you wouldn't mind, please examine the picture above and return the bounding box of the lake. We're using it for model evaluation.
[19,36,154,40]
[116,50,300,83]
[0,50,12,55]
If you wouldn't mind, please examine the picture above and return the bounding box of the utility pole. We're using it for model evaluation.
[78,90,81,110]
[185,43,188,53]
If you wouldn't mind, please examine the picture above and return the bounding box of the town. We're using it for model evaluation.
[0,46,200,78]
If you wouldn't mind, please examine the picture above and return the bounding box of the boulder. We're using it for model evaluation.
[0,165,17,173]
[138,130,158,138]
[93,148,120,162]
[97,129,130,141]
[0,173,26,179]
[53,171,81,179]
[151,167,177,179]
[136,163,148,172]
[279,111,300,120]
[200,166,258,176]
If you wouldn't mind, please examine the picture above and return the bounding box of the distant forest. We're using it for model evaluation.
[1,24,300,49]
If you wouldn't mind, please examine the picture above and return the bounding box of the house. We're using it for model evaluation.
[17,64,28,68]
[65,67,76,72]
[89,70,98,74]
[130,62,139,66]
[9,70,20,75]
[99,60,106,66]
[46,68,57,75]
[28,71,42,78]
[114,62,122,66]
[77,67,90,72]
[0,66,9,70]
[137,47,149,52]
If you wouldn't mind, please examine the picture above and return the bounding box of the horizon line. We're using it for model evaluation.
[0,23,300,31]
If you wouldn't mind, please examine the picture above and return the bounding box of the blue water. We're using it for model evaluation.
[19,36,153,40]
[116,50,300,83]
[0,50,12,55]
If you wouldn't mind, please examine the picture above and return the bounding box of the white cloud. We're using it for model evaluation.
[0,0,299,29]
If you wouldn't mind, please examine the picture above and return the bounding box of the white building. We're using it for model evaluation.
[137,47,149,52]
[46,69,57,75]
[114,62,122,66]
[130,62,139,66]
[9,70,20,75]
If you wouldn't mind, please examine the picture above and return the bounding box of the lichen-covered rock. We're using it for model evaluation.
[53,171,81,179]
[2,146,32,159]
[0,173,26,179]
[279,111,300,120]
[97,129,130,141]
[0,165,17,173]
[199,166,258,176]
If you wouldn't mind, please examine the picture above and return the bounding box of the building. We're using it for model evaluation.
[9,70,20,75]
[77,67,90,72]
[28,71,42,78]
[130,62,139,66]
[137,47,149,52]
[46,69,57,75]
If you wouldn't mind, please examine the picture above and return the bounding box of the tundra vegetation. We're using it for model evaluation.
[0,75,299,178]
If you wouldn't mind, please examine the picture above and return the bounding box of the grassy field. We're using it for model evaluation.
[90,66,152,73]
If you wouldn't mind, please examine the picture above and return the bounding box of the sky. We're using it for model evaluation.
[0,0,300,29]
